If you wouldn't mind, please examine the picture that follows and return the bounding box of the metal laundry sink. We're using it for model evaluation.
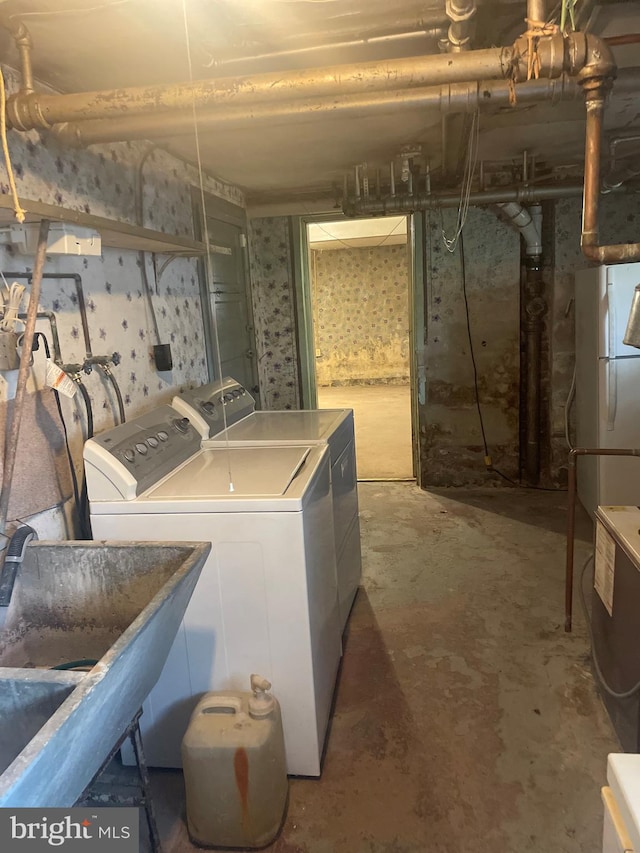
[0,540,210,807]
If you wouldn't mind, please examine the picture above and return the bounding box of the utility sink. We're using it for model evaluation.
[0,540,210,807]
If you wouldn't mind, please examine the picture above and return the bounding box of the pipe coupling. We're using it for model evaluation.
[439,82,478,113]
[6,92,51,131]
[511,31,565,82]
[574,32,617,86]
[445,0,477,23]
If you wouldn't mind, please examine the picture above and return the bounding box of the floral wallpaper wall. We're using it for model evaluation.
[0,64,244,536]
[311,244,410,385]
[247,217,300,409]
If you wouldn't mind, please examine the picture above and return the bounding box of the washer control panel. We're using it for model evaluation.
[84,405,201,500]
[172,376,256,439]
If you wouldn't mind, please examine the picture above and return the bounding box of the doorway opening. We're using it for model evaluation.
[306,216,414,480]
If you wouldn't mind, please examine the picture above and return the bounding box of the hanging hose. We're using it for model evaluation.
[99,364,126,424]
[73,375,93,540]
[74,378,94,440]
[580,554,640,699]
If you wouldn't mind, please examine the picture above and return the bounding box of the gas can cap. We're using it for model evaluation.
[248,674,275,718]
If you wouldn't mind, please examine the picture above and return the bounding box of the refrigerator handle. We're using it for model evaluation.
[606,357,617,431]
[607,277,615,360]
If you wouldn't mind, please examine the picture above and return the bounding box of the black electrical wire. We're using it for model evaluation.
[459,232,490,457]
[74,379,93,539]
[580,554,640,700]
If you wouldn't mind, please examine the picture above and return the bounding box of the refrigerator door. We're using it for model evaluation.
[596,356,640,510]
[600,263,640,359]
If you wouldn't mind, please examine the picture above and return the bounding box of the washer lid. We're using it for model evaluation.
[211,410,349,443]
[144,445,311,499]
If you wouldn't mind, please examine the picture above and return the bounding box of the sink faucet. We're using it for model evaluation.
[0,524,37,607]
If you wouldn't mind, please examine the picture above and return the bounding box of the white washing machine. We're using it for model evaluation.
[173,378,362,630]
[602,754,640,852]
[83,405,341,776]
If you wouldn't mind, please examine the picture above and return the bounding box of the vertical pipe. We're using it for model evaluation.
[0,220,50,535]
[523,267,545,484]
[390,161,396,197]
[581,99,604,250]
[527,0,546,22]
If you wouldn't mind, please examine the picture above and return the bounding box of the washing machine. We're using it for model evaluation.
[602,754,640,852]
[172,377,362,630]
[83,405,341,776]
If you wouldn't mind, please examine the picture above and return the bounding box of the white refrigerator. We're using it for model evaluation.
[575,262,640,516]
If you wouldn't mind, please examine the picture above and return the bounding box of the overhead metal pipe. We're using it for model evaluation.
[206,28,448,72]
[581,79,640,263]
[269,9,451,49]
[344,183,588,215]
[53,74,584,147]
[7,47,522,131]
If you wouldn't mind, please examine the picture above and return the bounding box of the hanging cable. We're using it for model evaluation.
[182,0,235,492]
[460,231,490,460]
[441,110,480,253]
[564,363,576,450]
[459,232,561,491]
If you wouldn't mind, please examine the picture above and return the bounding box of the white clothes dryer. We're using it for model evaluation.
[84,405,341,776]
[172,378,362,629]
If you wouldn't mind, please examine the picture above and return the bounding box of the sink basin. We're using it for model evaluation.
[0,540,210,807]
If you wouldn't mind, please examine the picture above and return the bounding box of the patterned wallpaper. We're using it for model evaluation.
[247,217,300,410]
[311,245,410,385]
[0,64,244,535]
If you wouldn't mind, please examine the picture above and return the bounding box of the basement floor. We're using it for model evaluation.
[317,385,413,480]
[146,483,616,853]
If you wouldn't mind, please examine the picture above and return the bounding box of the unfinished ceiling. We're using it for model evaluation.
[0,0,639,204]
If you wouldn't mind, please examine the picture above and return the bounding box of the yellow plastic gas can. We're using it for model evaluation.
[182,675,288,848]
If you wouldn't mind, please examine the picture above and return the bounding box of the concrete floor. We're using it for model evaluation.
[146,484,616,853]
[317,385,413,480]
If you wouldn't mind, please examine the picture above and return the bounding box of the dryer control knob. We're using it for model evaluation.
[173,417,190,434]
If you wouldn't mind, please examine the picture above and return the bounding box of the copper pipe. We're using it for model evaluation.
[565,447,640,633]
[53,75,582,147]
[580,87,640,263]
[604,34,640,46]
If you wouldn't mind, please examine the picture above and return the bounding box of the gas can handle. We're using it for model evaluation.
[201,696,242,714]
